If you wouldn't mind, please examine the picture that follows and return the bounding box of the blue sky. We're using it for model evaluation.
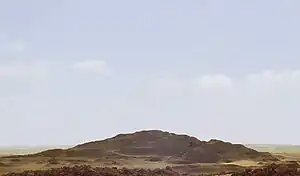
[1,0,300,146]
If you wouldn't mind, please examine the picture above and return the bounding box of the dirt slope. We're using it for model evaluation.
[30,130,277,163]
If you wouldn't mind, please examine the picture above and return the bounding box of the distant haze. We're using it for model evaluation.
[1,0,300,146]
[0,146,71,156]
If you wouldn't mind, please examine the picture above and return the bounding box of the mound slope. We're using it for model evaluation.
[31,130,277,163]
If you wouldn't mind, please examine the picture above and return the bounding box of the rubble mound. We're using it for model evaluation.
[3,163,300,176]
[2,165,185,176]
[231,162,300,176]
[29,130,277,163]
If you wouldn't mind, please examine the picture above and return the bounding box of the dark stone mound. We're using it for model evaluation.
[23,130,277,164]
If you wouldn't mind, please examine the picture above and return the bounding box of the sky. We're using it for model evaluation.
[0,0,300,146]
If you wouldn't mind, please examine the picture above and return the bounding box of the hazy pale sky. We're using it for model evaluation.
[1,0,300,146]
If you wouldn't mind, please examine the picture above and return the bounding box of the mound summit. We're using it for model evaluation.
[33,130,277,163]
